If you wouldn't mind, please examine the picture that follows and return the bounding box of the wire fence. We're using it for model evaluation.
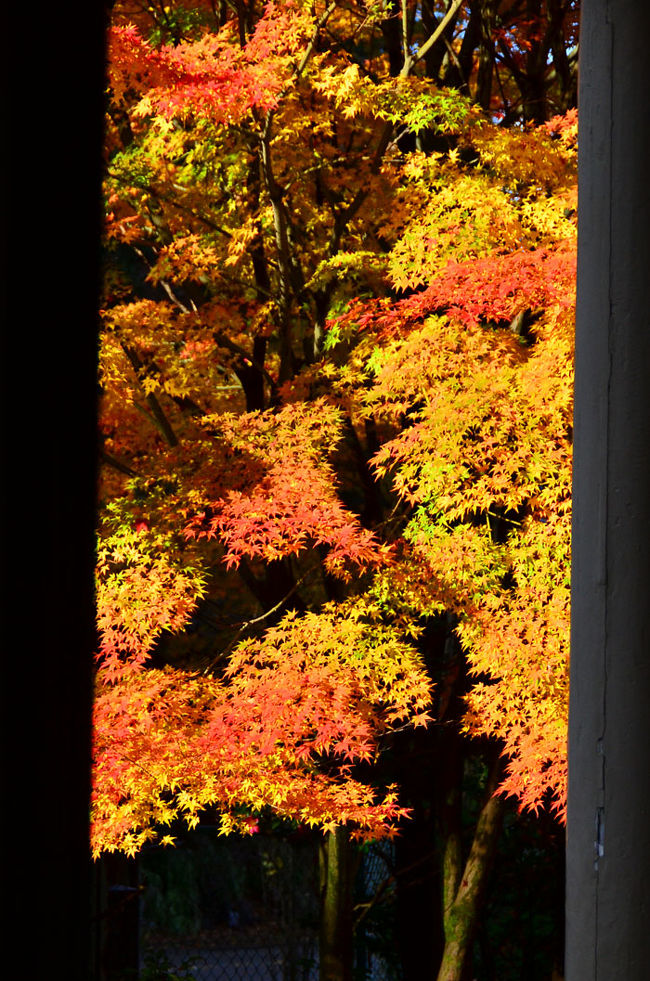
[127,829,400,981]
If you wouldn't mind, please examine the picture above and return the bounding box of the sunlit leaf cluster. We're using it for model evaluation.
[94,0,578,855]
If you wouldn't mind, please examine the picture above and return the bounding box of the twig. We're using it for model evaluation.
[200,572,311,674]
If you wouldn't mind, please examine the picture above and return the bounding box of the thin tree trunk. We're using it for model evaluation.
[319,827,353,981]
[436,757,505,981]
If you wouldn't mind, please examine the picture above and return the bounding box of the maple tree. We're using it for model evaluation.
[96,1,577,977]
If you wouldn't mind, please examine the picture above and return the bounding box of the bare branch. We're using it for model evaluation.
[403,0,465,75]
[401,0,410,64]
[200,572,311,673]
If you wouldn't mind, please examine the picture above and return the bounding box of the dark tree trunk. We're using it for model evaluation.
[394,774,443,979]
[319,828,354,981]
[436,756,505,981]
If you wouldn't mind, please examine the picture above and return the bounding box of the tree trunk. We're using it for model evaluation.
[436,759,505,981]
[394,809,441,979]
[319,827,354,981]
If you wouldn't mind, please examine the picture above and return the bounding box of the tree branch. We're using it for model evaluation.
[404,0,465,73]
[200,571,311,673]
[401,0,410,64]
[100,449,138,478]
[122,343,179,447]
[328,0,465,257]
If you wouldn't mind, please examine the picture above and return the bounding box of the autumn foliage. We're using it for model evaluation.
[94,0,577,858]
